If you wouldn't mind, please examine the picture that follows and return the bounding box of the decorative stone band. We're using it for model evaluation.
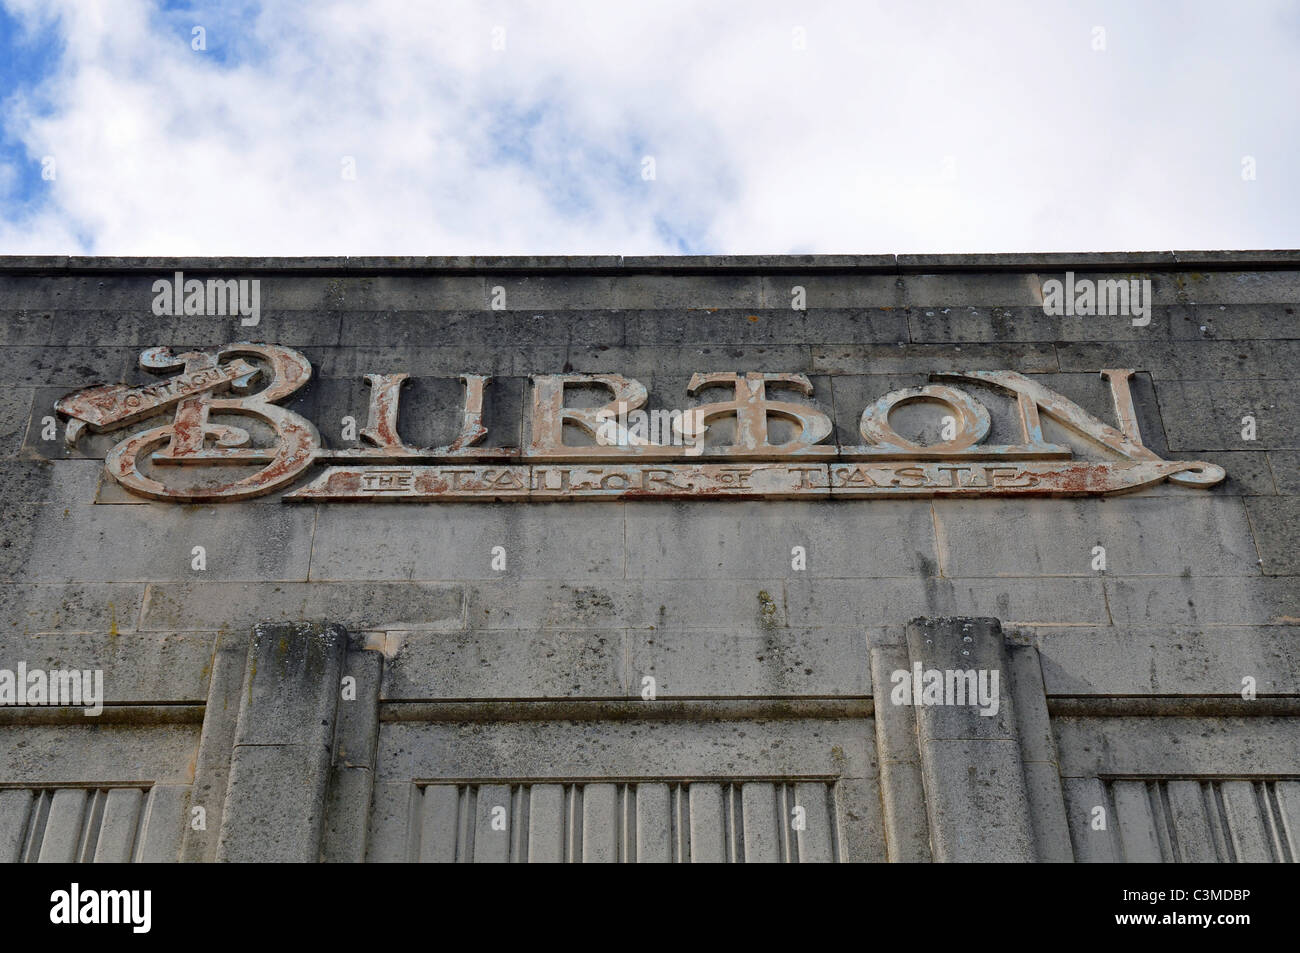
[284,460,1213,502]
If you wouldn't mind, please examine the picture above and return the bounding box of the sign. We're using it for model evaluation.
[55,342,1225,502]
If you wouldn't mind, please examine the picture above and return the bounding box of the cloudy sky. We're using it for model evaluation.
[0,0,1296,255]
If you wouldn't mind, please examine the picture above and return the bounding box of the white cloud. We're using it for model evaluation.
[1,0,1297,255]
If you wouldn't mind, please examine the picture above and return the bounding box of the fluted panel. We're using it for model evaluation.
[0,787,155,863]
[1101,779,1299,863]
[404,779,842,862]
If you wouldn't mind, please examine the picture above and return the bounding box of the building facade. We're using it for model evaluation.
[0,252,1296,862]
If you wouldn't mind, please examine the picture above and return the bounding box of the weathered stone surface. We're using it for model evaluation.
[0,630,215,703]
[0,501,316,583]
[2,253,1297,864]
[813,342,1058,375]
[1245,496,1300,575]
[911,303,1299,344]
[1057,340,1300,380]
[0,723,199,784]
[1269,450,1300,493]
[217,742,333,862]
[623,308,909,346]
[612,274,763,310]
[870,645,931,862]
[1104,576,1297,626]
[1054,716,1300,777]
[233,621,347,748]
[919,738,1035,861]
[140,581,465,633]
[0,459,103,506]
[623,499,936,579]
[335,309,620,348]
[317,344,569,378]
[629,627,870,697]
[374,716,876,785]
[933,497,1260,577]
[381,628,626,699]
[0,387,32,455]
[1035,626,1300,695]
[786,576,1111,627]
[216,622,348,862]
[905,617,1017,741]
[321,648,383,863]
[309,502,626,580]
[0,582,146,635]
[759,275,904,309]
[1156,379,1299,451]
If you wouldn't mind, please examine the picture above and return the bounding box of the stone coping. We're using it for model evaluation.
[1,250,1298,275]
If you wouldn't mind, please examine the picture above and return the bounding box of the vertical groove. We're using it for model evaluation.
[1,791,35,864]
[126,788,148,864]
[729,783,743,864]
[680,783,690,863]
[562,784,573,863]
[669,784,681,863]
[827,782,843,864]
[511,785,526,863]
[791,783,803,863]
[1262,782,1291,863]
[77,789,107,863]
[622,784,637,863]
[571,784,583,862]
[1101,780,1123,861]
[21,791,51,864]
[405,783,421,862]
[1208,781,1235,863]
[1156,781,1180,862]
[774,780,785,863]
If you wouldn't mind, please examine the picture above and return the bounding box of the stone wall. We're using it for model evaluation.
[0,253,1296,862]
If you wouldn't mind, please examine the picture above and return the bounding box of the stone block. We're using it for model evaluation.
[933,497,1260,577]
[1054,716,1300,777]
[623,308,908,346]
[1104,576,1297,626]
[905,617,1017,742]
[217,742,333,862]
[1035,625,1300,695]
[0,501,316,583]
[612,275,763,310]
[918,738,1035,862]
[381,628,625,699]
[1269,451,1300,493]
[308,502,625,581]
[1156,379,1299,451]
[629,627,869,698]
[0,582,146,635]
[140,580,465,633]
[623,499,937,579]
[0,630,215,703]
[1058,340,1300,380]
[1245,496,1300,575]
[232,621,348,749]
[812,342,1058,375]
